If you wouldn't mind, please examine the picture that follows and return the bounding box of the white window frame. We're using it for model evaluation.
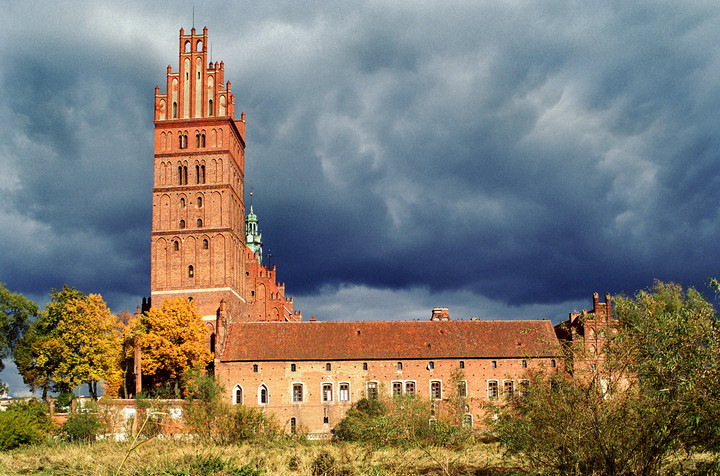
[339,382,350,402]
[404,380,416,395]
[258,383,268,405]
[503,379,514,398]
[233,384,243,405]
[487,379,499,399]
[321,382,333,402]
[366,381,379,400]
[292,382,304,403]
[457,379,468,398]
[391,380,403,397]
[430,380,443,400]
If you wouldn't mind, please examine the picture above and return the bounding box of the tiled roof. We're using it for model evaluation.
[220,319,559,362]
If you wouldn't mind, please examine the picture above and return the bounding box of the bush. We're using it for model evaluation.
[0,400,53,450]
[334,395,473,449]
[183,370,278,444]
[59,411,104,442]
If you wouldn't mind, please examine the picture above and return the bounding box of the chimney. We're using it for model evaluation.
[430,308,450,321]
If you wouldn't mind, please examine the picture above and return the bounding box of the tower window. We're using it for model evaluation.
[195,134,200,149]
[208,99,213,115]
[173,240,179,251]
[200,165,206,183]
[195,164,200,183]
[196,40,203,52]
[202,239,208,249]
[179,220,185,229]
[197,196,203,208]
[197,219,202,228]
[188,265,194,278]
[184,41,191,53]
[180,197,186,208]
[200,134,205,148]
[172,102,177,118]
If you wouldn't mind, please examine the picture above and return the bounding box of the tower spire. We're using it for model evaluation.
[245,196,263,264]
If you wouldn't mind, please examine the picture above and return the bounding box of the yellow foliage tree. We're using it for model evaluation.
[38,293,122,399]
[137,297,212,394]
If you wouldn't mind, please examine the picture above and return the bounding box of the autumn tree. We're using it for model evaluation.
[15,286,122,400]
[0,283,38,394]
[136,297,212,395]
[15,285,85,399]
[490,281,720,475]
[49,294,122,399]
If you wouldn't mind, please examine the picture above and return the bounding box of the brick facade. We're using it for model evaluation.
[147,28,612,436]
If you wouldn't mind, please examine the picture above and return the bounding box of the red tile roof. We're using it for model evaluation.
[220,319,559,361]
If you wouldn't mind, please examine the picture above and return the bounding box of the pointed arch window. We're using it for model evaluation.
[200,133,205,148]
[258,384,268,405]
[208,99,213,116]
[195,134,200,148]
[195,164,200,183]
[184,41,191,53]
[233,385,243,405]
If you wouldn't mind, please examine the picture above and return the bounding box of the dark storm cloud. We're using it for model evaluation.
[3,0,720,327]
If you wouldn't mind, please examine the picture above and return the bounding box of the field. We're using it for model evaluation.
[0,439,520,476]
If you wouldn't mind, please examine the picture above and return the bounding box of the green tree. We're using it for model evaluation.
[0,283,38,394]
[135,297,212,393]
[490,281,720,475]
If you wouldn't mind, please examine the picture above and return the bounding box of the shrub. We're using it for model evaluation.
[311,450,336,476]
[183,369,278,444]
[59,411,104,442]
[0,400,53,450]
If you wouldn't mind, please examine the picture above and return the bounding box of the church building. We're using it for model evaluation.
[148,28,612,436]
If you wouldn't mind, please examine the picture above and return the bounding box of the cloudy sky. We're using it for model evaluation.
[2,2,720,392]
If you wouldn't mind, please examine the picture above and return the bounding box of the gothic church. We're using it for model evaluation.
[149,28,611,436]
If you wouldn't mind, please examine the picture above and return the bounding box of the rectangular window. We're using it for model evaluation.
[504,380,514,398]
[292,383,303,402]
[459,361,465,369]
[362,362,368,370]
[339,383,350,401]
[326,363,332,371]
[291,363,296,372]
[322,383,333,402]
[522,360,527,368]
[252,364,258,373]
[367,382,378,400]
[405,381,416,395]
[457,380,467,398]
[431,380,442,400]
[487,380,499,399]
[491,360,497,368]
[392,381,402,397]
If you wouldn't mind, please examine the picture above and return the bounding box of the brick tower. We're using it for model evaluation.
[150,27,299,330]
[150,26,249,321]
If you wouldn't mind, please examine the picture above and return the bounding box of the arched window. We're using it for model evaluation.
[197,196,203,208]
[197,219,202,228]
[202,239,208,249]
[195,165,200,183]
[196,40,203,52]
[200,133,205,148]
[178,166,183,184]
[200,165,206,183]
[208,99,213,116]
[184,41,191,53]
[259,384,268,405]
[173,240,179,251]
[188,265,194,278]
[195,134,200,148]
[180,198,185,208]
[179,220,185,229]
[397,362,403,370]
[172,102,177,118]
[183,165,188,184]
[233,385,243,405]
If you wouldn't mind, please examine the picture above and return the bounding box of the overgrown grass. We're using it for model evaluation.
[0,439,508,475]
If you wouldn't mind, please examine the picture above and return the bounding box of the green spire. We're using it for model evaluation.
[245,205,263,264]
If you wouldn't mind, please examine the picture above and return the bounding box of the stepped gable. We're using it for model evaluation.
[220,319,559,361]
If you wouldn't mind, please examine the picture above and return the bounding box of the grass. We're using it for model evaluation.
[0,438,518,475]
